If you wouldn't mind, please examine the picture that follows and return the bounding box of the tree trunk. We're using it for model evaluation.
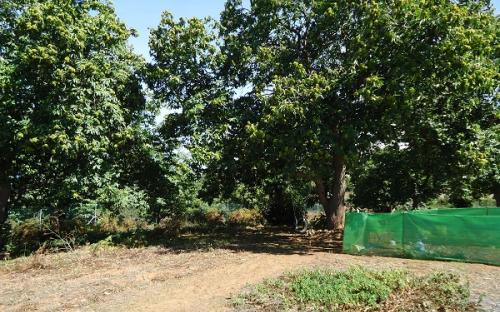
[494,182,500,208]
[315,155,347,230]
[0,177,10,225]
[330,155,347,229]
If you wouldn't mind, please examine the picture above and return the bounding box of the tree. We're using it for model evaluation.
[350,146,444,211]
[0,0,147,224]
[149,0,498,229]
[221,0,498,227]
[471,125,500,207]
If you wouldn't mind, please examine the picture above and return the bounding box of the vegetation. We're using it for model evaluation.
[0,0,498,256]
[147,0,498,229]
[234,267,477,311]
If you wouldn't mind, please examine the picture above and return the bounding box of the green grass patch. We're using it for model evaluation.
[234,267,477,311]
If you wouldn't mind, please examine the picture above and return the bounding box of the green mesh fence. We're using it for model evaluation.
[343,208,500,266]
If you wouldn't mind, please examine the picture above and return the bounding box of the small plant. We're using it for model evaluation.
[157,217,183,235]
[290,267,407,308]
[227,208,263,227]
[234,267,477,311]
[204,207,226,226]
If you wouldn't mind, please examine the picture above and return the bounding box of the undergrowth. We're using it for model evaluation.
[1,207,264,259]
[234,267,478,311]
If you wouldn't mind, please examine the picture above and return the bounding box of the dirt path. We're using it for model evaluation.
[93,252,500,312]
[1,230,499,311]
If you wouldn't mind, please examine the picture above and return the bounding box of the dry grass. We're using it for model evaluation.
[0,229,499,312]
[0,245,238,312]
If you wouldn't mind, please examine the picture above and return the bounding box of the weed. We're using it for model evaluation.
[227,208,263,227]
[234,267,477,311]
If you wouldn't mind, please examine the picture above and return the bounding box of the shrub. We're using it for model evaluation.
[185,208,207,225]
[204,207,226,226]
[6,219,45,255]
[234,267,476,311]
[80,185,150,224]
[97,213,147,233]
[0,222,11,257]
[6,217,88,256]
[309,213,328,229]
[227,208,263,227]
[157,217,183,235]
[290,267,407,308]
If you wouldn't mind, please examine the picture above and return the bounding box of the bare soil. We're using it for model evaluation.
[1,228,499,312]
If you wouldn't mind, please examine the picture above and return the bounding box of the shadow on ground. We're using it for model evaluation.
[161,227,343,255]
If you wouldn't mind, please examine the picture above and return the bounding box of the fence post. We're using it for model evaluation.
[38,209,43,230]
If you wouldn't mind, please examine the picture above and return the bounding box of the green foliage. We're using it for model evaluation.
[0,0,148,221]
[235,267,475,311]
[290,268,407,308]
[80,184,149,223]
[1,0,498,252]
[350,147,443,211]
[148,0,499,227]
[0,0,192,237]
[417,272,472,309]
[471,125,500,206]
[227,208,263,227]
[203,207,227,226]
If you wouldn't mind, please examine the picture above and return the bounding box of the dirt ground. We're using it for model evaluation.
[1,228,499,312]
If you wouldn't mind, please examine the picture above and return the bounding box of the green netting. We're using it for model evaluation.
[343,208,500,266]
[413,207,496,215]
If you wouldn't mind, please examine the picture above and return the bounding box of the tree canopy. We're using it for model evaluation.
[0,0,183,227]
[148,0,499,229]
[0,0,498,244]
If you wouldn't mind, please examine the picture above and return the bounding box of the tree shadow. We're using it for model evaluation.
[161,227,343,255]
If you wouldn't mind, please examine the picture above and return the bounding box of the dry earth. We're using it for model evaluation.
[1,229,499,312]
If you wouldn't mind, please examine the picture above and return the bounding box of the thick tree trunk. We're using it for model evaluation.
[0,177,10,225]
[330,155,347,229]
[494,183,500,208]
[315,155,347,230]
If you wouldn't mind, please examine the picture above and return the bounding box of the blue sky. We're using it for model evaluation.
[113,0,249,60]
[113,0,500,61]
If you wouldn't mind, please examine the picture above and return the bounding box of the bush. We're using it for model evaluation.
[6,219,45,255]
[204,207,226,226]
[290,267,407,308]
[157,217,183,235]
[5,217,90,256]
[0,222,11,256]
[227,208,263,227]
[185,208,208,225]
[234,267,476,311]
[97,213,147,233]
[80,185,150,224]
[309,213,327,229]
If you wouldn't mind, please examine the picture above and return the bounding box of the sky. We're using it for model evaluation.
[113,0,248,61]
[114,0,500,61]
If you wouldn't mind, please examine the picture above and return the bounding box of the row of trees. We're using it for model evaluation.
[0,0,193,229]
[1,0,498,238]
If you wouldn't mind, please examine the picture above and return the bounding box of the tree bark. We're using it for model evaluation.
[494,182,500,208]
[0,176,10,225]
[315,155,347,230]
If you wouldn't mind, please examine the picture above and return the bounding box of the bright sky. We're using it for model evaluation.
[113,0,249,61]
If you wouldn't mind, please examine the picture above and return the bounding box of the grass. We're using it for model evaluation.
[234,267,478,311]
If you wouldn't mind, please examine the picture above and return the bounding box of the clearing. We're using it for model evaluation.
[1,228,499,311]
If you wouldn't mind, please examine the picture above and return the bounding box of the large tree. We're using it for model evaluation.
[149,0,498,229]
[0,0,148,224]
